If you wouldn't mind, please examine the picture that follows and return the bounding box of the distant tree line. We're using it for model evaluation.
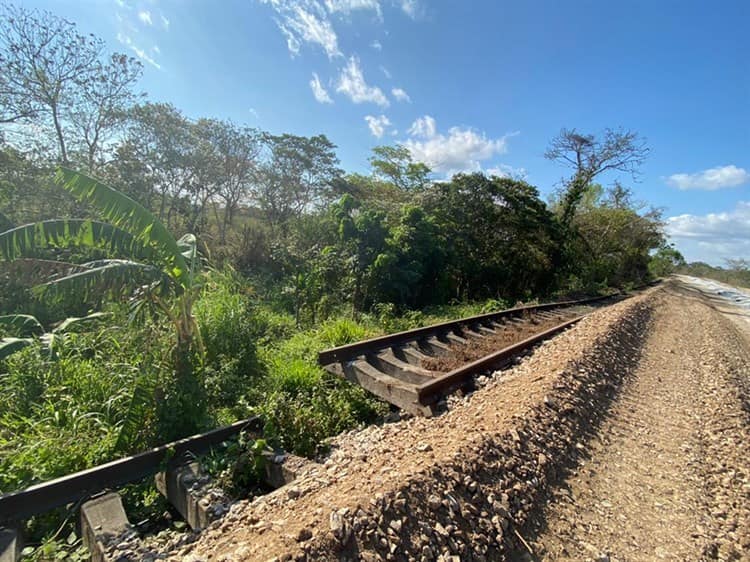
[676,259,750,289]
[0,2,670,324]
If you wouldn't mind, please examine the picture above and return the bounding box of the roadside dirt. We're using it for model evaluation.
[162,280,750,561]
[520,283,750,561]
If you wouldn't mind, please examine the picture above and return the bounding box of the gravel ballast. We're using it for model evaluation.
[524,282,750,561]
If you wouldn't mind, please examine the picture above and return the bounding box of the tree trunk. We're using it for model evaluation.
[51,104,68,164]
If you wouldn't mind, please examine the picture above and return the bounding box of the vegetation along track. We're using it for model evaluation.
[0,291,639,558]
[0,288,657,560]
[318,292,641,416]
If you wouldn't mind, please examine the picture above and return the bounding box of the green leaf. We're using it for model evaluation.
[0,314,43,337]
[34,260,165,301]
[115,375,156,452]
[177,233,197,262]
[53,312,110,334]
[0,211,13,232]
[54,168,188,284]
[0,337,33,360]
[0,219,153,261]
[39,332,57,357]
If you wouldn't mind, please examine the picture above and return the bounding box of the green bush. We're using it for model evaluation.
[246,316,386,457]
[195,271,265,412]
[255,375,388,457]
[0,325,165,494]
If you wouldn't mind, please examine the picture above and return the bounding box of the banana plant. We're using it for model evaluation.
[0,168,207,437]
[0,312,108,360]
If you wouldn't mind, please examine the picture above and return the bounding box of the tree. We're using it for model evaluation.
[254,134,342,234]
[69,53,143,170]
[116,103,195,228]
[195,119,260,243]
[369,145,431,192]
[331,194,390,313]
[649,244,686,277]
[370,205,445,308]
[545,128,649,225]
[0,168,207,439]
[0,140,82,227]
[570,184,664,287]
[0,3,142,164]
[725,258,750,272]
[425,173,561,301]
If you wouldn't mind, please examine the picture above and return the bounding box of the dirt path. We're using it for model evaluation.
[524,285,750,561]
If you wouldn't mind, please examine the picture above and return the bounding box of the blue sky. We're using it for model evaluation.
[22,0,750,265]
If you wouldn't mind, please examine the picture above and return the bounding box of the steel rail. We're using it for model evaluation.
[0,416,261,523]
[318,293,616,365]
[416,316,583,404]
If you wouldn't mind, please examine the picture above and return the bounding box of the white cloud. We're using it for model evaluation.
[400,0,420,18]
[666,165,750,191]
[152,45,161,54]
[371,39,383,51]
[249,108,260,119]
[310,72,333,103]
[336,56,389,106]
[325,0,382,17]
[379,65,391,79]
[391,87,410,102]
[116,33,161,70]
[364,114,391,138]
[407,115,436,138]
[263,1,341,58]
[138,10,152,25]
[403,115,513,175]
[666,201,750,265]
[484,164,527,180]
[160,14,170,30]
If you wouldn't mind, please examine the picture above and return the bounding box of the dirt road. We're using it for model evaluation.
[524,282,750,561]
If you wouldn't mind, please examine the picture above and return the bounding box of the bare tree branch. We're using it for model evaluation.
[545,127,650,225]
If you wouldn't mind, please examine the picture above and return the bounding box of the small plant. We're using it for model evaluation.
[201,434,271,497]
[479,298,507,314]
[21,531,89,562]
[318,318,369,347]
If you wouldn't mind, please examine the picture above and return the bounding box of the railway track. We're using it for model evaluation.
[318,294,628,416]
[0,288,651,561]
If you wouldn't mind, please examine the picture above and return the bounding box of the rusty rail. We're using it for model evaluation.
[318,294,628,415]
[0,417,261,524]
[318,294,614,365]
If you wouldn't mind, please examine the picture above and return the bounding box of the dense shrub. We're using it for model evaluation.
[245,317,387,457]
[194,271,265,418]
[0,323,167,494]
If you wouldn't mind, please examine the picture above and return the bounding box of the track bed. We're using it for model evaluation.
[318,296,623,415]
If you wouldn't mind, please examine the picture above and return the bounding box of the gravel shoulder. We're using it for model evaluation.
[523,281,750,561]
[166,279,750,561]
